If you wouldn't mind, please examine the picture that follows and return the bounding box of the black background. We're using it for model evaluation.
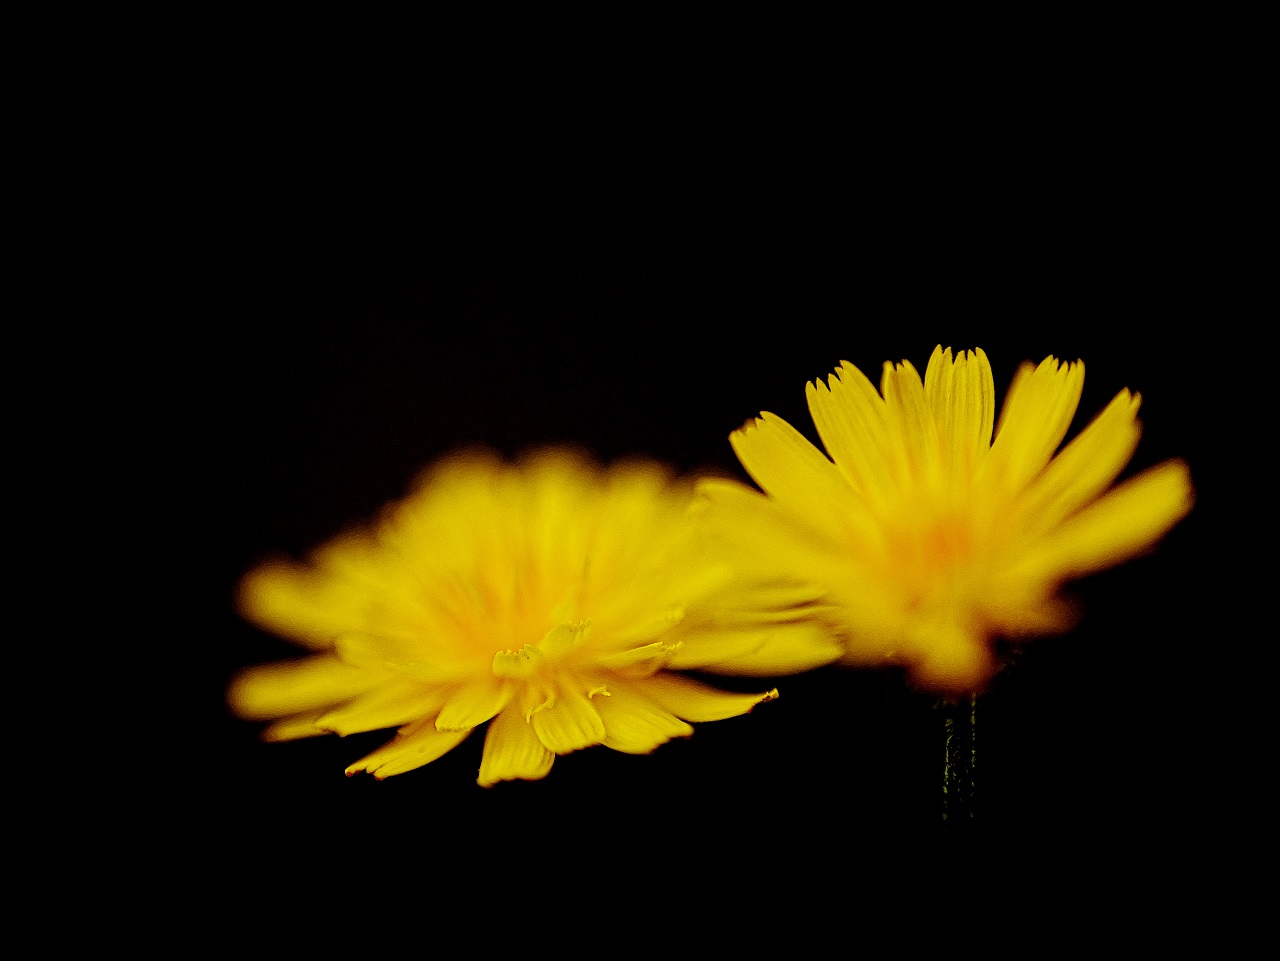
[194,136,1232,876]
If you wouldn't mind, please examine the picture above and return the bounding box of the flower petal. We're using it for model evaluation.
[988,356,1085,492]
[640,673,778,722]
[477,707,554,786]
[592,680,694,754]
[435,680,513,732]
[694,477,834,555]
[1006,459,1194,581]
[729,412,847,512]
[668,620,843,675]
[345,717,471,779]
[261,712,330,742]
[806,360,894,503]
[316,680,451,736]
[880,358,941,484]
[530,685,607,754]
[1017,388,1143,536]
[236,562,370,650]
[227,653,383,721]
[923,346,996,476]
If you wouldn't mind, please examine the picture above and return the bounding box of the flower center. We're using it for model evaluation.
[490,620,591,680]
[883,512,980,611]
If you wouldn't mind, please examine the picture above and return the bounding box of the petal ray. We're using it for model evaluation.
[227,654,383,721]
[592,680,694,754]
[924,346,996,475]
[346,717,471,779]
[729,412,846,510]
[807,360,895,503]
[530,685,608,754]
[316,680,451,736]
[477,707,554,786]
[640,673,778,722]
[989,357,1085,492]
[436,680,513,732]
[1007,459,1194,582]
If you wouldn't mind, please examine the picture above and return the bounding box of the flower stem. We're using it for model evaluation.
[941,694,977,830]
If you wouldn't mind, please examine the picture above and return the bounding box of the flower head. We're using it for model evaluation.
[696,346,1194,696]
[229,449,803,785]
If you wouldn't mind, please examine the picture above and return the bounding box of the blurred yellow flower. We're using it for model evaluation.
[696,346,1194,696]
[229,449,829,785]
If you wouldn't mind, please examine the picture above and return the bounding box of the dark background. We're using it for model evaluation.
[195,148,1230,871]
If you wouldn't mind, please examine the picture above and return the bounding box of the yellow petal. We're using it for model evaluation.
[477,707,554,786]
[236,562,369,650]
[316,680,450,736]
[1017,388,1142,536]
[592,680,693,754]
[880,358,941,484]
[1008,459,1194,581]
[923,346,996,475]
[806,360,894,503]
[530,684,607,754]
[435,680,513,732]
[639,673,778,722]
[668,620,843,676]
[332,631,468,679]
[729,412,846,511]
[694,477,833,554]
[261,712,329,742]
[595,638,683,671]
[989,356,1085,492]
[227,654,382,721]
[345,717,470,779]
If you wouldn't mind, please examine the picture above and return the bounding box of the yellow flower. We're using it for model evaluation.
[696,346,1194,696]
[228,449,807,786]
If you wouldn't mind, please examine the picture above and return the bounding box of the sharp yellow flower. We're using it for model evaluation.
[696,346,1194,696]
[228,449,804,785]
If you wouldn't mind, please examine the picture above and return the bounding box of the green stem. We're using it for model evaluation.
[941,693,977,829]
